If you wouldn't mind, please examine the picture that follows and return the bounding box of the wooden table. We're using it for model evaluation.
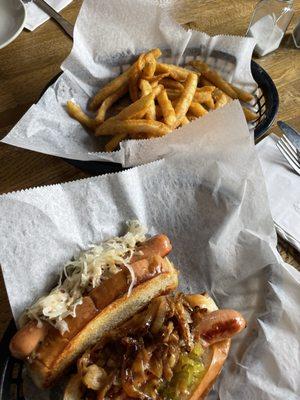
[0,0,299,340]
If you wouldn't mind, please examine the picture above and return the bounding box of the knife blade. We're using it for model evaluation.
[32,0,74,38]
[277,121,300,153]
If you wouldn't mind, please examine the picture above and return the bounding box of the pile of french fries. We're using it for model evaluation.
[67,48,257,152]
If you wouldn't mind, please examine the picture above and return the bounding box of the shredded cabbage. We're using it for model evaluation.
[22,221,147,333]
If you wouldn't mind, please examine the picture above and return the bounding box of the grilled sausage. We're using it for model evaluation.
[9,321,49,359]
[132,235,172,262]
[194,309,246,344]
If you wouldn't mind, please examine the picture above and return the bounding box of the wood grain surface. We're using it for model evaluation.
[0,0,299,340]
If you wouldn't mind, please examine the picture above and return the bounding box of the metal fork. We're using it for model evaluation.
[23,0,74,38]
[276,133,300,175]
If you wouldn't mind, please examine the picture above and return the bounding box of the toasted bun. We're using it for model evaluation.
[28,258,178,388]
[189,339,231,400]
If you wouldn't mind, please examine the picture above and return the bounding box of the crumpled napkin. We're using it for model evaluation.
[257,134,300,252]
[24,0,73,31]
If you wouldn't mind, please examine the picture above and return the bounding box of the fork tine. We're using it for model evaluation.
[277,141,300,175]
[279,138,300,167]
[281,134,299,160]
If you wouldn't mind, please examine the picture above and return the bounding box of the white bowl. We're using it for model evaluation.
[0,0,26,50]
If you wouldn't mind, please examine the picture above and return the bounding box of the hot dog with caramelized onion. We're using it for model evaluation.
[64,292,246,400]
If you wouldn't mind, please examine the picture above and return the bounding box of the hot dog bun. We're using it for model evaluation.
[29,257,178,388]
[189,340,231,400]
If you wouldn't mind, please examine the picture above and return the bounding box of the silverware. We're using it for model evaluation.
[278,121,300,150]
[23,0,74,38]
[276,121,300,175]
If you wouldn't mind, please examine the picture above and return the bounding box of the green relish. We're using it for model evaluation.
[160,343,206,400]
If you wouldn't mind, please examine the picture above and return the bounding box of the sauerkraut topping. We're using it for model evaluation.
[22,221,147,333]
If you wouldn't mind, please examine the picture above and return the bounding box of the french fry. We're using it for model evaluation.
[105,132,128,152]
[186,113,198,122]
[142,54,156,79]
[194,87,215,104]
[204,96,215,110]
[190,60,238,100]
[230,84,254,102]
[89,75,129,112]
[156,63,190,81]
[95,119,171,137]
[95,85,128,123]
[214,90,228,109]
[89,48,161,111]
[189,102,208,117]
[115,90,158,121]
[166,88,181,100]
[180,116,190,126]
[155,105,163,119]
[199,76,213,87]
[167,86,215,106]
[243,107,257,122]
[157,89,176,127]
[67,101,97,130]
[174,72,198,128]
[147,73,170,84]
[196,86,215,93]
[161,78,184,91]
[129,53,145,102]
[139,79,156,120]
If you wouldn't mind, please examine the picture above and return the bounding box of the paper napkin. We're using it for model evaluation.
[257,134,300,252]
[24,0,73,31]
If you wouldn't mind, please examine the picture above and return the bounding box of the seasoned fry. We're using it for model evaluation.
[145,48,162,60]
[157,89,176,127]
[147,73,170,84]
[95,85,128,123]
[243,107,257,122]
[89,48,161,111]
[105,132,128,152]
[161,78,184,91]
[230,84,254,102]
[156,63,189,81]
[186,113,198,121]
[189,102,208,117]
[168,86,215,105]
[199,76,213,87]
[89,75,129,112]
[190,60,238,100]
[174,72,198,128]
[67,101,97,130]
[129,53,145,102]
[213,90,228,109]
[155,105,163,119]
[194,87,215,104]
[204,96,215,110]
[142,54,156,79]
[139,79,156,120]
[196,86,215,93]
[95,119,171,137]
[180,116,190,126]
[139,79,152,96]
[166,88,181,100]
[115,91,158,121]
